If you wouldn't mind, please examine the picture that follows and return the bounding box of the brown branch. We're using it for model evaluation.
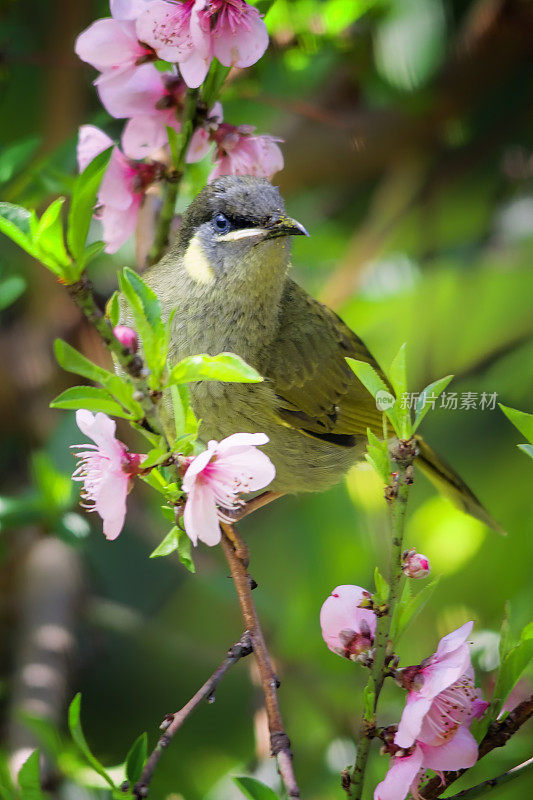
[443,756,533,800]
[420,695,533,799]
[221,524,301,799]
[133,631,253,799]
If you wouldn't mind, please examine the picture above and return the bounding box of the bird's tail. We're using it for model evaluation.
[414,436,505,534]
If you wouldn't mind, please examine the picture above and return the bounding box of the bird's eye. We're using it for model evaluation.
[213,213,231,234]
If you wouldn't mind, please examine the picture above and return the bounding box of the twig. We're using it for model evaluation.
[148,88,200,265]
[67,274,166,437]
[133,631,253,799]
[421,695,533,799]
[235,491,285,521]
[350,440,416,797]
[221,524,301,799]
[443,756,533,800]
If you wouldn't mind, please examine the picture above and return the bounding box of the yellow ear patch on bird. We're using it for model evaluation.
[183,235,215,284]
[217,228,267,242]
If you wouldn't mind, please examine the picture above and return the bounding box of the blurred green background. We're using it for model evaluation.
[0,0,532,798]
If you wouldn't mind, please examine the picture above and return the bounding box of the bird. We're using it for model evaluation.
[123,175,500,531]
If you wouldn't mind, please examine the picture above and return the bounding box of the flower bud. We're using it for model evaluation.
[320,585,377,660]
[402,549,430,579]
[113,325,138,353]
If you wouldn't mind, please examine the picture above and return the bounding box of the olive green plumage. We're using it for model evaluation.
[121,176,501,532]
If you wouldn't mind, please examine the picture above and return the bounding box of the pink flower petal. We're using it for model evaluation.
[178,46,211,88]
[136,0,195,63]
[395,695,433,748]
[75,18,141,71]
[111,0,153,20]
[122,113,179,159]
[215,432,269,452]
[100,201,141,253]
[96,63,165,119]
[76,409,117,450]
[182,447,215,491]
[99,148,135,210]
[77,125,113,172]
[95,469,129,540]
[183,480,221,546]
[374,746,424,800]
[420,726,478,772]
[212,3,268,69]
[435,622,474,659]
[421,646,472,699]
[187,127,211,162]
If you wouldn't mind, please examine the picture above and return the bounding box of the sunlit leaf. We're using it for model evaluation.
[412,375,453,432]
[499,405,533,445]
[168,353,263,385]
[50,386,131,418]
[125,732,147,786]
[17,750,47,800]
[233,775,279,800]
[68,694,116,789]
[67,147,112,262]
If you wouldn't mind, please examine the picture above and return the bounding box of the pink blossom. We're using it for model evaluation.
[77,124,163,252]
[110,0,153,20]
[75,16,155,77]
[375,623,489,800]
[402,549,430,579]
[72,410,144,540]
[113,325,139,352]
[209,123,283,181]
[181,433,275,547]
[320,585,376,659]
[96,62,170,120]
[136,0,268,88]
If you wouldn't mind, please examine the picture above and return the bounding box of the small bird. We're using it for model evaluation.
[126,175,499,531]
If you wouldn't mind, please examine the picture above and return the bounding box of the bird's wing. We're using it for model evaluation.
[264,279,390,446]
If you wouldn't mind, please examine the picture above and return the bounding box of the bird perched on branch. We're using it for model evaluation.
[126,175,500,531]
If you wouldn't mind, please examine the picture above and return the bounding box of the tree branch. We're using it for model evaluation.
[133,631,253,799]
[221,524,301,799]
[443,756,533,800]
[350,439,416,797]
[421,695,533,799]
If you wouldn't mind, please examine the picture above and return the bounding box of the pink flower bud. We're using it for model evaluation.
[402,549,430,579]
[320,585,377,660]
[113,325,138,352]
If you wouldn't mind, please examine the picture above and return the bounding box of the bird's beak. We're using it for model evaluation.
[263,215,310,239]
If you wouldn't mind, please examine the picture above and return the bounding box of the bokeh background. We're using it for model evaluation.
[1,0,532,798]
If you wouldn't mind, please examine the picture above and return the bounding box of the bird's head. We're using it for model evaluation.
[172,176,309,287]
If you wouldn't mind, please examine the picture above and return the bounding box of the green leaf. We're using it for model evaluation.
[17,712,64,759]
[392,578,440,642]
[346,358,402,434]
[50,386,132,418]
[125,732,147,786]
[0,274,26,311]
[233,776,279,800]
[122,268,161,328]
[176,526,195,572]
[119,268,166,387]
[412,375,454,433]
[0,748,17,800]
[150,526,180,558]
[17,750,47,800]
[54,339,114,386]
[166,126,181,170]
[168,353,263,385]
[68,694,116,789]
[373,567,389,605]
[0,202,37,256]
[363,682,376,722]
[388,343,407,400]
[170,384,198,442]
[518,443,533,460]
[201,60,231,109]
[107,291,121,327]
[365,428,391,484]
[67,147,112,262]
[499,404,533,445]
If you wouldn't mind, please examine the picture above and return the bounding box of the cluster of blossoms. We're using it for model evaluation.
[72,386,275,547]
[75,0,283,252]
[320,587,489,800]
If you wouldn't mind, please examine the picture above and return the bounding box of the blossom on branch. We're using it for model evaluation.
[181,433,275,547]
[320,585,376,660]
[136,0,269,88]
[209,122,283,181]
[75,12,156,78]
[72,410,144,540]
[402,549,430,579]
[375,622,489,800]
[77,124,164,252]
